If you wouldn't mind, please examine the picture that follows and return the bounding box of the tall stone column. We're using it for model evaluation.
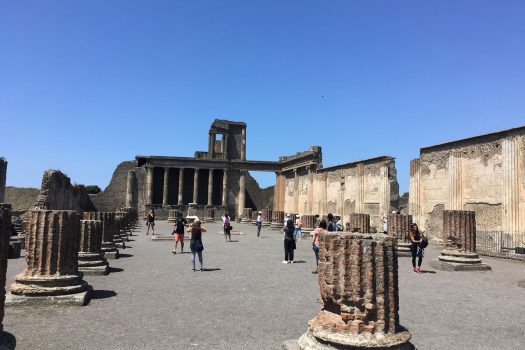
[178,168,184,205]
[192,168,199,204]
[355,163,365,214]
[145,165,154,205]
[502,138,520,237]
[222,169,228,206]
[208,132,215,158]
[125,170,136,208]
[292,233,413,350]
[321,173,328,215]
[207,169,214,206]
[0,204,15,348]
[78,220,109,275]
[162,167,170,206]
[8,210,90,306]
[273,173,280,211]
[308,166,315,214]
[241,126,246,161]
[447,152,463,210]
[293,169,299,214]
[223,134,229,160]
[238,171,246,219]
[279,173,286,212]
[430,210,491,271]
[0,158,6,203]
[83,212,119,259]
[408,159,421,226]
[379,163,391,220]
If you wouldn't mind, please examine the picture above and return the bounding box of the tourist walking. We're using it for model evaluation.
[282,219,296,264]
[146,209,155,235]
[172,212,188,254]
[294,215,302,240]
[409,223,424,272]
[326,213,336,232]
[311,220,327,274]
[256,211,262,237]
[223,213,232,242]
[188,219,206,271]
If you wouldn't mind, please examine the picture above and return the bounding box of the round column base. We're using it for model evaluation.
[293,331,414,350]
[10,274,88,297]
[429,250,491,271]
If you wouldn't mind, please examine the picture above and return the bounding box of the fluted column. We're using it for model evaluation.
[447,152,463,210]
[222,169,228,206]
[193,168,199,204]
[409,159,421,226]
[379,164,391,220]
[297,233,412,349]
[178,168,184,205]
[9,210,89,304]
[83,212,119,259]
[355,163,365,213]
[162,167,169,206]
[0,158,7,203]
[238,170,246,218]
[207,169,214,206]
[125,170,136,208]
[145,165,153,205]
[241,127,246,161]
[293,169,299,214]
[78,220,109,275]
[502,138,520,237]
[308,166,315,214]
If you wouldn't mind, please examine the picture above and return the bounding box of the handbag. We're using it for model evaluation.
[291,239,297,250]
[193,241,204,252]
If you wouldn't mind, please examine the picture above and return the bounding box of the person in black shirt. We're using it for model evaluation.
[146,209,155,235]
[282,219,296,264]
[172,213,188,254]
[326,213,336,232]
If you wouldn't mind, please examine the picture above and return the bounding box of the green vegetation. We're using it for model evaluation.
[85,185,102,194]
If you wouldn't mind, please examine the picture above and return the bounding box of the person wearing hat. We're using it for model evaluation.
[187,218,206,271]
[256,211,263,237]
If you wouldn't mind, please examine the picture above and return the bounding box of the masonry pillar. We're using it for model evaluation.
[408,159,422,227]
[347,213,370,233]
[430,210,491,271]
[207,169,214,206]
[308,166,314,214]
[241,126,246,161]
[8,210,90,306]
[162,167,169,206]
[502,138,521,238]
[292,233,413,350]
[83,212,119,259]
[208,132,214,158]
[293,169,299,214]
[355,163,365,214]
[0,204,15,348]
[447,152,463,210]
[178,168,184,205]
[222,169,228,206]
[125,170,136,208]
[145,165,154,205]
[379,163,391,221]
[387,213,413,257]
[273,173,280,211]
[223,134,229,160]
[238,170,246,218]
[193,168,199,204]
[0,158,6,203]
[78,220,109,275]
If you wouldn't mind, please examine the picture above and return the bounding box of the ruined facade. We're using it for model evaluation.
[0,158,6,203]
[93,120,397,226]
[409,126,525,242]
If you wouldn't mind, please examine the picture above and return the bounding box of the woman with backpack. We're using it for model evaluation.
[282,219,296,264]
[222,213,232,242]
[188,219,206,271]
[172,213,188,254]
[146,209,155,235]
[409,223,427,273]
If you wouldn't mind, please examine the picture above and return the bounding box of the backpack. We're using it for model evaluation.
[175,220,185,233]
[420,236,429,249]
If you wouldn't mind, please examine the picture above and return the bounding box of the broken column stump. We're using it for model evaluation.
[78,220,109,276]
[430,210,491,271]
[346,213,371,233]
[241,208,253,224]
[7,210,90,306]
[115,212,130,241]
[261,209,272,227]
[83,212,119,259]
[204,207,215,223]
[300,215,317,239]
[388,214,413,257]
[0,204,16,349]
[284,233,413,350]
[271,211,285,229]
[167,210,180,223]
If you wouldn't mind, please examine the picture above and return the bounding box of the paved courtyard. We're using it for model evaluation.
[3,220,525,350]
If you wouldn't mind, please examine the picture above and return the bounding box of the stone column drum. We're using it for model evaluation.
[300,215,317,239]
[83,212,119,259]
[291,233,413,350]
[250,211,258,225]
[241,208,252,224]
[168,210,180,223]
[78,220,109,275]
[204,208,215,223]
[430,210,491,271]
[113,215,127,247]
[115,212,130,242]
[271,211,285,229]
[261,209,272,227]
[0,204,16,349]
[387,214,413,257]
[346,214,371,233]
[8,210,90,306]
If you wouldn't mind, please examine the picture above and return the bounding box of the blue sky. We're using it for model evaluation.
[1,1,524,193]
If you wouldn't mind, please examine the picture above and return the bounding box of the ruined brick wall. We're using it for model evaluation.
[91,161,139,212]
[245,172,273,211]
[4,187,40,212]
[409,128,525,240]
[34,170,96,213]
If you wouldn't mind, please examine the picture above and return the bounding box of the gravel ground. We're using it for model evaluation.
[3,221,525,350]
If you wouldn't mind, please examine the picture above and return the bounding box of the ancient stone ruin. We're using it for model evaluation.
[8,210,90,306]
[388,213,413,257]
[0,159,6,204]
[285,233,413,350]
[430,210,491,271]
[78,220,109,275]
[346,213,371,233]
[83,212,119,259]
[0,204,16,349]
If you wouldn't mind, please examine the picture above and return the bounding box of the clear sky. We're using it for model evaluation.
[1,1,524,193]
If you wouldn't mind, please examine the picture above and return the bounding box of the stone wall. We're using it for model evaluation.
[4,187,39,212]
[34,170,96,213]
[0,157,6,203]
[409,126,525,241]
[245,172,274,211]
